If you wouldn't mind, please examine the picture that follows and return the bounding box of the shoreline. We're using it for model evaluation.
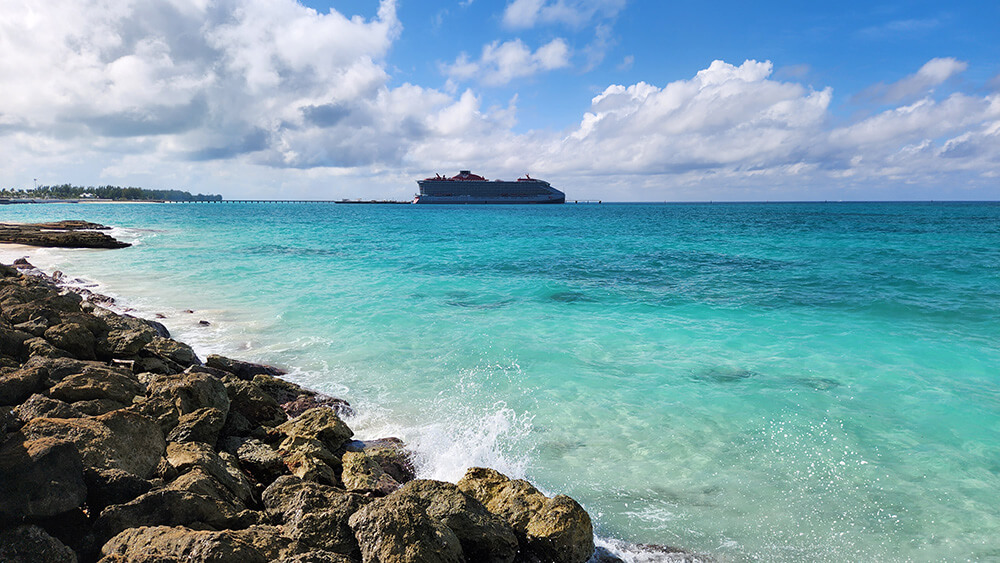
[0,233,710,562]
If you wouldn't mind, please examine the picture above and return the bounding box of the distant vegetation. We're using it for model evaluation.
[0,184,222,201]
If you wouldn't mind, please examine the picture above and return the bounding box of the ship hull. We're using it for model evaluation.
[415,178,565,204]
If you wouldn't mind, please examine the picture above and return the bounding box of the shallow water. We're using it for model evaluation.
[3,201,999,561]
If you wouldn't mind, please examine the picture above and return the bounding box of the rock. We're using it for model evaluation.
[251,373,308,404]
[98,525,266,563]
[348,492,463,563]
[280,551,355,563]
[143,336,201,368]
[262,476,372,556]
[206,354,286,380]
[92,490,249,546]
[25,337,74,360]
[14,316,49,336]
[100,326,155,358]
[165,407,226,445]
[591,546,626,562]
[167,466,251,512]
[13,393,83,422]
[73,398,128,416]
[84,467,153,513]
[0,524,78,563]
[1,405,17,434]
[165,442,255,508]
[457,467,595,563]
[226,525,293,561]
[341,451,402,495]
[0,363,47,405]
[226,378,287,428]
[232,438,287,487]
[47,366,141,404]
[0,436,87,520]
[43,323,97,360]
[21,409,165,478]
[282,448,341,485]
[145,370,230,420]
[281,395,354,419]
[343,440,415,485]
[278,407,353,454]
[0,325,31,358]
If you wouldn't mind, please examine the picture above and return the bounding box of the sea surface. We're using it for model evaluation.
[3,201,999,561]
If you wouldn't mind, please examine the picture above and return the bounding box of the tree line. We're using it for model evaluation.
[0,184,222,201]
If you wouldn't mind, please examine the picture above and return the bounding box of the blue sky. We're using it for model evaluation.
[1,0,998,200]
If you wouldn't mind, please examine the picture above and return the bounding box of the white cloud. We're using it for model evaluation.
[859,57,968,103]
[443,38,571,86]
[502,0,626,29]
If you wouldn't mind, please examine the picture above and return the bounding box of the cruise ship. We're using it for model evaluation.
[414,171,565,204]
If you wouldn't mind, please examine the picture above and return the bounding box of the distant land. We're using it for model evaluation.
[0,184,222,202]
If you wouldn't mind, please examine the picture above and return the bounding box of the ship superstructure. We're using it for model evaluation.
[415,170,565,204]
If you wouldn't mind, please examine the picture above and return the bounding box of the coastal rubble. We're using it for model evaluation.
[0,260,600,563]
[0,221,130,249]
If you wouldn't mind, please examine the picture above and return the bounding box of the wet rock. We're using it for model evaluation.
[343,439,416,485]
[281,394,354,419]
[341,451,402,495]
[98,525,266,563]
[48,366,141,404]
[143,336,201,368]
[84,467,153,513]
[13,393,83,421]
[0,524,78,563]
[206,354,286,380]
[165,407,226,445]
[21,409,165,478]
[43,323,97,360]
[457,467,594,563]
[0,436,87,520]
[262,476,372,556]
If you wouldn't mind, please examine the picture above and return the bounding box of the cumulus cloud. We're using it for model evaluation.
[443,38,571,86]
[502,0,626,29]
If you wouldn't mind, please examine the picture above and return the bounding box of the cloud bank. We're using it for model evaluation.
[1,0,998,200]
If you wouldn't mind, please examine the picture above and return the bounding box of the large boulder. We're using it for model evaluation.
[165,407,226,445]
[225,437,286,487]
[0,363,47,405]
[145,371,230,420]
[165,442,256,508]
[348,493,463,563]
[278,407,353,454]
[92,490,251,546]
[20,409,166,478]
[262,476,371,556]
[84,467,153,513]
[0,436,87,520]
[0,524,78,563]
[225,378,287,429]
[341,451,402,495]
[13,393,83,422]
[144,336,201,368]
[206,354,285,380]
[47,366,141,404]
[352,480,517,563]
[43,323,96,360]
[457,467,594,563]
[98,525,266,563]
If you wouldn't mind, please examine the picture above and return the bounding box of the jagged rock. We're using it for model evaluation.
[20,409,165,478]
[98,525,266,563]
[0,363,47,405]
[43,322,97,360]
[145,370,230,420]
[167,466,251,511]
[343,440,415,485]
[14,393,83,421]
[262,476,371,556]
[73,398,128,416]
[251,373,308,404]
[84,467,153,513]
[0,436,87,520]
[13,316,49,336]
[165,442,255,508]
[166,407,226,445]
[206,354,286,380]
[341,451,402,495]
[280,551,355,563]
[144,336,201,368]
[0,524,78,563]
[226,378,287,428]
[25,337,73,359]
[282,447,341,485]
[281,394,354,418]
[0,325,31,358]
[230,438,287,487]
[226,525,293,560]
[457,467,594,563]
[92,490,250,546]
[348,492,463,563]
[48,366,141,404]
[278,407,353,454]
[100,326,155,357]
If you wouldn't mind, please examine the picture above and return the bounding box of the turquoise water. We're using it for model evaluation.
[3,202,999,561]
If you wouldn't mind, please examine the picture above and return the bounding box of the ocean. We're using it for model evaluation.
[3,201,999,561]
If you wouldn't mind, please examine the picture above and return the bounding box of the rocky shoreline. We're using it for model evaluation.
[0,221,131,249]
[0,254,618,563]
